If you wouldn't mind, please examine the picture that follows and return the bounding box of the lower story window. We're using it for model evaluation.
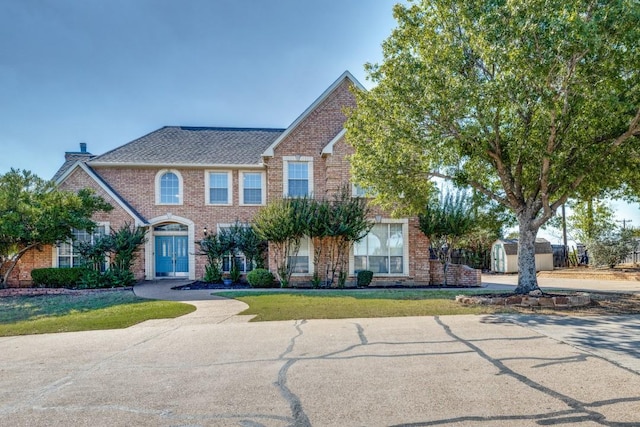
[354,223,404,274]
[57,225,108,269]
[289,236,310,273]
[222,254,252,273]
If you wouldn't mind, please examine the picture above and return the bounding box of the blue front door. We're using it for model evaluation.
[155,236,189,277]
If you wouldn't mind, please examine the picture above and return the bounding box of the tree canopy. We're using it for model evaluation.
[0,169,112,286]
[346,0,640,292]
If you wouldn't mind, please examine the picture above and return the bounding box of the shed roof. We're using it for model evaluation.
[496,238,553,255]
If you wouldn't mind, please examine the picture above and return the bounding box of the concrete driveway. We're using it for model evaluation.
[0,279,639,426]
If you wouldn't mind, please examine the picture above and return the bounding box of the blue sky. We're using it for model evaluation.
[1,0,637,239]
[1,0,395,178]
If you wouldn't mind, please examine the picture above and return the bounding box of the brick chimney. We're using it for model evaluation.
[64,142,94,162]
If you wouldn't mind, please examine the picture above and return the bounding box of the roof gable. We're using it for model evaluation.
[262,71,365,158]
[55,162,147,226]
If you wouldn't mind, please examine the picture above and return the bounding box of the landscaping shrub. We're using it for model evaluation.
[588,230,638,268]
[246,268,276,288]
[204,264,222,283]
[356,270,374,287]
[31,267,85,288]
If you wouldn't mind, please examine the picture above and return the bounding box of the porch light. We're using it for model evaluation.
[375,215,382,223]
[203,227,208,236]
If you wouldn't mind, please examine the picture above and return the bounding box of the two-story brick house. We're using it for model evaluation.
[7,71,480,287]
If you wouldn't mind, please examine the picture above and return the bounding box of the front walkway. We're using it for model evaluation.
[133,279,252,324]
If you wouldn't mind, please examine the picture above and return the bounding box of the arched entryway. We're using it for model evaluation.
[154,223,189,277]
[145,215,196,280]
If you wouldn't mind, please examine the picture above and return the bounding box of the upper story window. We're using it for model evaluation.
[156,170,183,205]
[240,172,265,205]
[207,171,232,205]
[283,156,313,197]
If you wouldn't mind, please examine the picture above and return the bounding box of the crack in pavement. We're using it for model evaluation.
[433,316,631,427]
[275,320,311,427]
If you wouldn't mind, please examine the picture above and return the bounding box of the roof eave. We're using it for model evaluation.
[88,161,266,169]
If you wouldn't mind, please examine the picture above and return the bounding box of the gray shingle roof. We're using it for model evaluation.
[52,152,95,182]
[90,126,285,166]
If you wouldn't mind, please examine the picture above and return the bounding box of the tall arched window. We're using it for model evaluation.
[156,170,182,205]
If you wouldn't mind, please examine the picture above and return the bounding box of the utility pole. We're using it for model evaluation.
[562,204,568,267]
[617,219,633,230]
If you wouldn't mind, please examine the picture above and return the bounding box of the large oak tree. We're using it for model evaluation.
[346,0,640,293]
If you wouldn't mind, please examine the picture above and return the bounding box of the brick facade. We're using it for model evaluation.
[8,72,481,288]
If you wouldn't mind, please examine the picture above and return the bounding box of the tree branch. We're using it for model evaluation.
[429,171,509,207]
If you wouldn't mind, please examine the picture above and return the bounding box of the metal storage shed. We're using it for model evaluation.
[491,238,554,273]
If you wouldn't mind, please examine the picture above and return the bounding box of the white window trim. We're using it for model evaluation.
[53,221,110,268]
[205,170,233,206]
[283,156,314,198]
[349,218,409,276]
[239,171,266,206]
[155,169,183,205]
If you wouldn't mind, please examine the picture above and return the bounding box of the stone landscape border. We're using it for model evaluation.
[456,291,592,308]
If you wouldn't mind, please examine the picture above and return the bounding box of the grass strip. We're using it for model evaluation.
[216,290,508,321]
[0,291,195,336]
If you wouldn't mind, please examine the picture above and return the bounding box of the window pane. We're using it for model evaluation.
[370,256,388,273]
[243,173,261,189]
[288,162,308,179]
[243,173,262,204]
[209,173,229,204]
[288,162,309,197]
[160,172,179,204]
[289,256,309,273]
[389,224,404,256]
[210,188,228,204]
[288,180,308,197]
[223,255,248,272]
[244,188,262,204]
[390,256,403,274]
[354,255,367,271]
[288,236,309,273]
[357,223,405,275]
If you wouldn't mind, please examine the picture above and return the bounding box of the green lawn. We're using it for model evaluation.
[0,290,195,336]
[216,289,509,321]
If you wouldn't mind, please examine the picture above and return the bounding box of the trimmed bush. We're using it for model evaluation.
[356,270,374,287]
[31,267,85,288]
[247,268,276,288]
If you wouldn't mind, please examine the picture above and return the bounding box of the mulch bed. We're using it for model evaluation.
[172,281,251,290]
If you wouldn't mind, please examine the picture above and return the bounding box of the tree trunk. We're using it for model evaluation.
[514,217,541,294]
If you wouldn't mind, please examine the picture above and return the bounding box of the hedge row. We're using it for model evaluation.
[31,267,85,288]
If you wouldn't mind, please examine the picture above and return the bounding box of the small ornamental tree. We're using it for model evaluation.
[321,186,372,287]
[199,233,226,283]
[253,198,308,287]
[0,169,112,287]
[419,190,475,285]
